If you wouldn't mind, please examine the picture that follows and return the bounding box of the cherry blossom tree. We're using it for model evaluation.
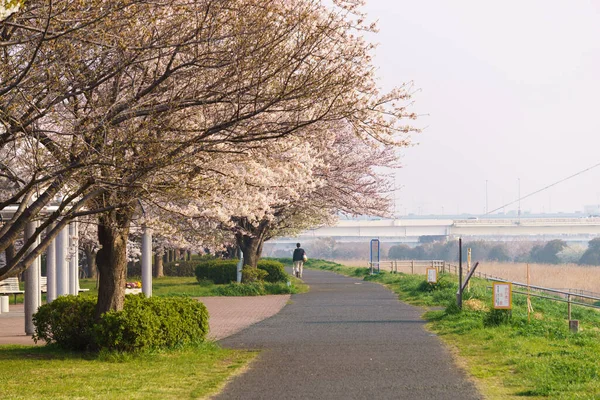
[228,122,404,267]
[2,0,418,316]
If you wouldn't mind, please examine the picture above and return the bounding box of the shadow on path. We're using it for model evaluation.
[214,269,481,400]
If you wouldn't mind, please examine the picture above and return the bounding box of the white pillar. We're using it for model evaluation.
[24,221,41,335]
[55,225,69,296]
[141,226,152,297]
[68,220,79,295]
[46,224,57,303]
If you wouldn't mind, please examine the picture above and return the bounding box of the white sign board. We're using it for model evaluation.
[493,282,512,309]
[426,268,437,283]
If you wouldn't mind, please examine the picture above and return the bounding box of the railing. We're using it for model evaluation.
[369,259,600,319]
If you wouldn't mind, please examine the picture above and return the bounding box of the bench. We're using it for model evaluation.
[0,277,24,304]
[41,276,90,294]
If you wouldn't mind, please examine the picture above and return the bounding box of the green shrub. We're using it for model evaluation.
[95,295,209,352]
[242,266,268,283]
[213,282,266,296]
[32,295,97,350]
[195,260,237,284]
[256,260,287,282]
[195,259,288,284]
[163,261,197,277]
[33,295,209,352]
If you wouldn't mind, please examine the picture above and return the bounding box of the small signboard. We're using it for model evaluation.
[426,268,437,283]
[493,282,512,309]
[370,239,380,274]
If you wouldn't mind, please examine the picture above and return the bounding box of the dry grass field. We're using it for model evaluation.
[331,259,600,295]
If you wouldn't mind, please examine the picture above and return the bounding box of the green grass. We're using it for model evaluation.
[20,275,308,302]
[306,261,600,400]
[0,342,255,399]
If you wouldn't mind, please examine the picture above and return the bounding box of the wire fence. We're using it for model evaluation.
[368,260,600,319]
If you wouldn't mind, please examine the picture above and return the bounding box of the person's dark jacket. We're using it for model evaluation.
[293,248,306,262]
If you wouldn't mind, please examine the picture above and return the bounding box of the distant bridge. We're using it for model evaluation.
[274,217,600,243]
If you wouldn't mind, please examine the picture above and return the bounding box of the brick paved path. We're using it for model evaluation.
[0,295,290,345]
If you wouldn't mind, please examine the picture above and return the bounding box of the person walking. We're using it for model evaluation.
[292,243,307,278]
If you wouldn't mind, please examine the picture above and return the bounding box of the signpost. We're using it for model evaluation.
[493,282,512,309]
[370,239,380,274]
[426,267,437,284]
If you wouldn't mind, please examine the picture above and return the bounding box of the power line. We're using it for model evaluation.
[486,161,600,215]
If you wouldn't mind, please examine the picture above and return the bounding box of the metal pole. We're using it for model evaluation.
[236,248,243,283]
[68,220,78,295]
[485,179,488,214]
[55,225,69,296]
[141,225,152,297]
[411,260,414,275]
[46,224,56,303]
[24,221,40,335]
[568,294,572,321]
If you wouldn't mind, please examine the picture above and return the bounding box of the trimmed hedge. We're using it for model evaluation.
[195,259,288,284]
[163,261,197,277]
[195,260,237,284]
[33,295,209,352]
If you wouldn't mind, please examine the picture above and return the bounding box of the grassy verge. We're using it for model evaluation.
[0,342,255,399]
[306,260,600,400]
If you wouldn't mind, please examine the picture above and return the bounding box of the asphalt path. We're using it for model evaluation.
[214,268,482,400]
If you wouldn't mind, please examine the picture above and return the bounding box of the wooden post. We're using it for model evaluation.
[457,238,463,309]
[568,293,572,321]
[527,263,531,323]
[411,260,414,275]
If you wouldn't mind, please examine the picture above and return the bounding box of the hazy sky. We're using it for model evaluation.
[362,1,600,216]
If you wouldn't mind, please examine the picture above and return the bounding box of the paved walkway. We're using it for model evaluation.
[0,295,290,345]
[214,269,482,400]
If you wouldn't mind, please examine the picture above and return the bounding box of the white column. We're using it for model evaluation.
[68,220,79,295]
[55,225,69,296]
[24,221,41,335]
[141,226,152,297]
[46,224,57,303]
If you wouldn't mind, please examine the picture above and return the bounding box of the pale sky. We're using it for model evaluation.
[363,1,600,216]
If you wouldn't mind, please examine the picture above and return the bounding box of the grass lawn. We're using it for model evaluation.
[0,343,256,399]
[8,274,307,304]
[306,260,600,400]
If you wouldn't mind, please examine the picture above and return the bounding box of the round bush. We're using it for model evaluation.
[33,295,96,350]
[257,260,287,282]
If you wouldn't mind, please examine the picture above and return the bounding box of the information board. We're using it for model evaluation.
[493,282,512,309]
[426,268,437,283]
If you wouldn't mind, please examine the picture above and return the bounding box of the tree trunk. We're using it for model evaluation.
[95,209,133,317]
[84,244,97,279]
[154,252,164,278]
[235,218,271,268]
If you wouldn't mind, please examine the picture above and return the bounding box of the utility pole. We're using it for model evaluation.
[485,179,488,215]
[518,178,521,218]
